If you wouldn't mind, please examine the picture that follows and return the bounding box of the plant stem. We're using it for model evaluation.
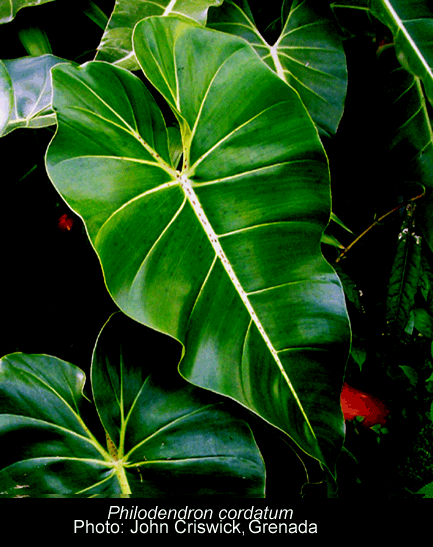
[114,462,131,497]
[335,187,426,263]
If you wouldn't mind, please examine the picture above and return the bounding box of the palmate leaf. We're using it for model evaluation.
[0,55,69,137]
[0,313,265,497]
[0,0,55,24]
[96,0,224,70]
[207,0,347,137]
[46,16,350,478]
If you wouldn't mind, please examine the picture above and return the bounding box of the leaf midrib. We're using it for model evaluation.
[178,174,316,439]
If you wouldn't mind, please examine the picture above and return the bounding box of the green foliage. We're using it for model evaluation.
[96,0,224,69]
[1,0,433,498]
[0,0,55,24]
[45,16,350,477]
[0,55,69,136]
[207,0,347,137]
[0,313,265,497]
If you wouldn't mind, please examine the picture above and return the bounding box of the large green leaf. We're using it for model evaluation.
[0,55,69,137]
[46,16,350,477]
[96,0,223,70]
[207,0,347,137]
[0,313,265,497]
[0,0,55,24]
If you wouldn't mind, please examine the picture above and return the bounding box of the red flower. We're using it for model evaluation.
[58,213,74,232]
[341,382,389,428]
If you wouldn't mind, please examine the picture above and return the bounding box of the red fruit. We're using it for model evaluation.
[341,382,389,428]
[58,213,74,232]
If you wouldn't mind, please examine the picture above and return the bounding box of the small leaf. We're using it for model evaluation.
[350,337,367,370]
[413,307,433,338]
[321,232,345,249]
[399,365,419,387]
[330,212,354,234]
[18,26,52,56]
[82,0,109,30]
[385,209,422,335]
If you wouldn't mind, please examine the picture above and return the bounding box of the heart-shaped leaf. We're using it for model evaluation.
[96,0,224,70]
[208,0,347,137]
[0,313,265,497]
[0,54,69,137]
[46,16,350,478]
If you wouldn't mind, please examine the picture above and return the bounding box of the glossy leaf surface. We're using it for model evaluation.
[208,0,347,137]
[0,55,68,137]
[46,16,350,475]
[0,0,55,24]
[96,0,223,70]
[0,313,265,497]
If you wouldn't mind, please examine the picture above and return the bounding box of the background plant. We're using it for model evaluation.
[1,0,433,498]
